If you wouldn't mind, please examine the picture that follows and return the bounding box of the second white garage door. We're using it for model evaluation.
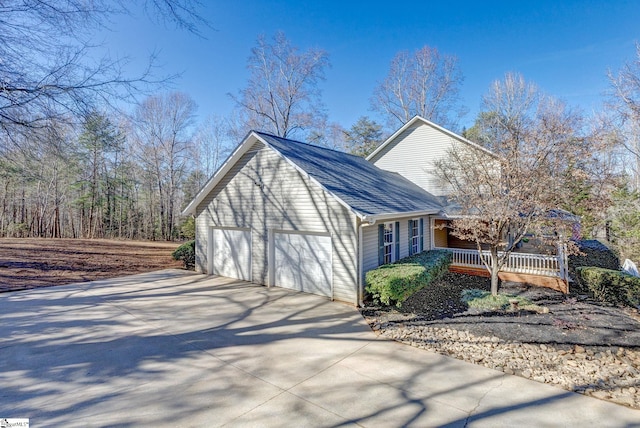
[274,232,332,297]
[211,228,251,281]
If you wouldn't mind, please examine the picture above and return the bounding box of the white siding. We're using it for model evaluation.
[194,142,358,304]
[369,123,467,197]
[361,215,432,282]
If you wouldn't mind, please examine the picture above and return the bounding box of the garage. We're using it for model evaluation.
[210,227,251,281]
[273,232,332,297]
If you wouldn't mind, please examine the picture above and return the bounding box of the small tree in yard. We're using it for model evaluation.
[435,73,591,295]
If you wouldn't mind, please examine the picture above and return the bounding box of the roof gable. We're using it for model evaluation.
[367,115,496,162]
[182,131,443,219]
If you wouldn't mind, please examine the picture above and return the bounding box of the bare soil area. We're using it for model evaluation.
[0,238,183,292]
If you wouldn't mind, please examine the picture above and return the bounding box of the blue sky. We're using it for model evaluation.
[101,0,640,131]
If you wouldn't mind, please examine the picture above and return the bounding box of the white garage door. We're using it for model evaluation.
[211,228,251,281]
[274,232,332,297]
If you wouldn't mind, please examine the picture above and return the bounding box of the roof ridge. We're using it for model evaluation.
[254,131,367,162]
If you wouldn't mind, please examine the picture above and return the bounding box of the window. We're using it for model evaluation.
[410,220,420,255]
[408,218,424,255]
[383,222,394,264]
[378,221,400,265]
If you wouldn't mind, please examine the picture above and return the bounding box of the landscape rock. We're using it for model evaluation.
[368,320,640,410]
[362,274,640,410]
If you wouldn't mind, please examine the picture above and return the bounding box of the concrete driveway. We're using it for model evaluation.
[1,269,639,427]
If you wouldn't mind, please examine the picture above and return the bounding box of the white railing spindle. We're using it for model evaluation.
[442,247,561,278]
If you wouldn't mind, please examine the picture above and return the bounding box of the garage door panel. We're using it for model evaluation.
[212,228,251,281]
[274,232,331,297]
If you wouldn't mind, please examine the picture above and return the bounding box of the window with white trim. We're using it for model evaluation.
[410,219,420,255]
[383,222,394,264]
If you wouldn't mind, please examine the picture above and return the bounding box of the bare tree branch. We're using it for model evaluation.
[371,45,466,130]
[230,31,330,139]
[0,0,207,137]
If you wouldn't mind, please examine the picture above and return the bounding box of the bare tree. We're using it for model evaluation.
[0,0,206,137]
[130,92,196,240]
[435,73,588,295]
[192,115,234,178]
[608,42,640,190]
[371,45,465,129]
[306,121,348,151]
[231,31,330,138]
[183,114,234,203]
[609,43,640,130]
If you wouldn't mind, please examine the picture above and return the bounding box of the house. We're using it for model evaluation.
[368,116,572,291]
[182,130,443,305]
[367,115,499,251]
[182,116,572,305]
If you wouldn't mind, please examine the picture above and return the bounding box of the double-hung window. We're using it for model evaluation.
[378,222,400,265]
[409,220,420,255]
[408,218,424,256]
[383,222,394,264]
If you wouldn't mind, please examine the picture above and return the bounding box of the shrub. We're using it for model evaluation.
[575,266,640,307]
[569,240,620,291]
[461,288,545,313]
[172,240,195,270]
[365,250,452,307]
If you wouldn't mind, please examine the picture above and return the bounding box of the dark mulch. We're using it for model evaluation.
[362,272,640,349]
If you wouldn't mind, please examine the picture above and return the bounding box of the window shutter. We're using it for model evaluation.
[419,218,424,252]
[408,220,413,255]
[395,221,400,261]
[378,224,384,265]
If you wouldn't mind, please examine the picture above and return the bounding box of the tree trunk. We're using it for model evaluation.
[490,267,500,296]
[490,247,500,296]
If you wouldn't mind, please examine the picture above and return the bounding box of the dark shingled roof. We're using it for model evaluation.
[257,132,443,217]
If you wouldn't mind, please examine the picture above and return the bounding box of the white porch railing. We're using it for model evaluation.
[445,248,562,278]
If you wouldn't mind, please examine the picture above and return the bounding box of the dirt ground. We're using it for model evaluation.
[362,272,640,349]
[0,238,183,292]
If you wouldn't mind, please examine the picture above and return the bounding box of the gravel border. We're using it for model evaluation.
[361,273,640,409]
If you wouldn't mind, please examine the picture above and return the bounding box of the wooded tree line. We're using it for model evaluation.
[2,2,640,255]
[0,93,227,240]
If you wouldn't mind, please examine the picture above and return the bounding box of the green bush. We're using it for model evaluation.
[365,250,452,307]
[575,267,640,307]
[569,240,619,291]
[180,216,196,240]
[172,240,195,270]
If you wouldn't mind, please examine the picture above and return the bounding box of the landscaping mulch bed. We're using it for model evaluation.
[362,272,640,349]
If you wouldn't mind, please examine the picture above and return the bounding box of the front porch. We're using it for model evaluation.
[445,248,569,293]
[432,219,569,293]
